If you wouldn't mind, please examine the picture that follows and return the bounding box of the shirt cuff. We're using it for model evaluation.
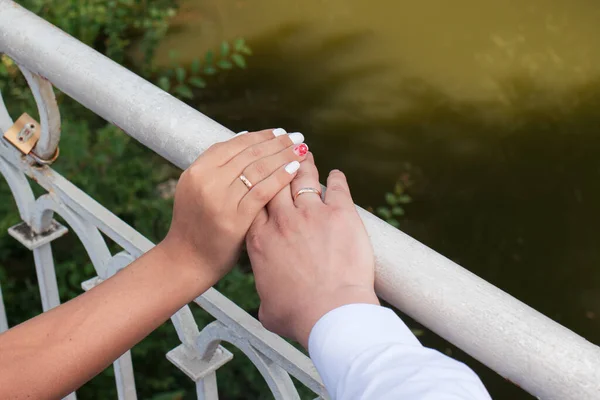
[308,303,421,393]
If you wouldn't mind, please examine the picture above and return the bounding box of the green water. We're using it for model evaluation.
[159,1,600,398]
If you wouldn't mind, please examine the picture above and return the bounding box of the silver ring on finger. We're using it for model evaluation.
[294,187,322,201]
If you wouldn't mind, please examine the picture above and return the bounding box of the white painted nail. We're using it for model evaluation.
[236,130,249,135]
[288,132,304,144]
[285,161,301,174]
[273,128,287,137]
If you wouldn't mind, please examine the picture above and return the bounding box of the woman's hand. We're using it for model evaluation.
[246,154,379,348]
[161,128,309,286]
[0,128,310,399]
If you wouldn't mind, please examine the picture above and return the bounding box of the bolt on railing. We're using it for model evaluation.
[0,1,599,399]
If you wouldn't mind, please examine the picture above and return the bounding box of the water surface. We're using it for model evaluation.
[159,1,600,398]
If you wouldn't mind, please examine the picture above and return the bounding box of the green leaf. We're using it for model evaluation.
[157,76,170,92]
[203,65,217,75]
[190,58,201,74]
[174,84,193,99]
[175,67,186,83]
[397,194,411,204]
[220,41,230,57]
[231,53,246,68]
[233,37,246,51]
[168,49,178,60]
[385,192,397,206]
[188,76,206,88]
[394,182,405,194]
[388,218,401,228]
[217,60,233,69]
[239,45,253,55]
[204,50,214,65]
[392,206,405,216]
[376,206,392,219]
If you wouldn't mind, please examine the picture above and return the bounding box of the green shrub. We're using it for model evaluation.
[0,1,275,399]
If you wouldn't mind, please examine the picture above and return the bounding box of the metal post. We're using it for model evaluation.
[32,243,61,311]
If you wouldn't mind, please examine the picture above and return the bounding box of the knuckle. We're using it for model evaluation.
[246,229,263,252]
[299,208,313,221]
[251,185,272,203]
[248,145,263,159]
[272,213,291,232]
[295,168,312,179]
[187,164,205,183]
[277,134,292,147]
[251,159,270,179]
[328,182,347,193]
[298,205,321,221]
[250,130,270,141]
[330,204,348,217]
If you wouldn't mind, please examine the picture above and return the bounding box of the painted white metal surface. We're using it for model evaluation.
[0,0,599,399]
[0,124,327,399]
[0,283,8,333]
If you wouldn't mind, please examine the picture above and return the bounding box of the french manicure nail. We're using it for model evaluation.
[285,161,301,174]
[288,132,304,144]
[294,143,309,156]
[273,128,287,137]
[236,130,249,135]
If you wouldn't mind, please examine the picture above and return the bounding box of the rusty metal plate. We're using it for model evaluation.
[3,113,40,154]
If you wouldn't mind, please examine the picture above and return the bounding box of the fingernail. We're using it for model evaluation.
[285,161,301,174]
[294,143,309,156]
[273,128,287,137]
[236,130,249,135]
[288,132,304,144]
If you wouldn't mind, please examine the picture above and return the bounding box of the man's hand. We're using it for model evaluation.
[246,154,379,348]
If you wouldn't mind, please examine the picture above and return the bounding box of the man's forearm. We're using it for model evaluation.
[0,241,210,399]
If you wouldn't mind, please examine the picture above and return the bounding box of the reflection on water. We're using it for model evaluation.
[159,1,600,398]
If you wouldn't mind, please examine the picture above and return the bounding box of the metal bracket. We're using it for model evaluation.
[167,344,233,381]
[8,220,68,250]
[81,276,103,292]
[3,113,40,154]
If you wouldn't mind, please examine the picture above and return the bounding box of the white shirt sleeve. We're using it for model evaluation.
[308,303,492,400]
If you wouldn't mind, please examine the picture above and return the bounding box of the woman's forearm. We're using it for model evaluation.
[0,128,306,398]
[0,240,209,399]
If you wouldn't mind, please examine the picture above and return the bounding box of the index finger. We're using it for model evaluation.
[324,169,354,209]
[290,153,323,207]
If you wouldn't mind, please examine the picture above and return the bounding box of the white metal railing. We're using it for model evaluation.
[0,78,327,400]
[0,1,599,399]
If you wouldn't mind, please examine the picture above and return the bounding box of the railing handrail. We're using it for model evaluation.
[1,1,599,398]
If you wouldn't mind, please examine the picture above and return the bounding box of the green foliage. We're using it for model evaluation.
[18,0,177,73]
[157,40,250,100]
[0,56,34,109]
[0,1,258,399]
[375,180,412,228]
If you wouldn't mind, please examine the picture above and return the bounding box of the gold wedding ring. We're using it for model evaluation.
[294,187,322,201]
[239,174,253,189]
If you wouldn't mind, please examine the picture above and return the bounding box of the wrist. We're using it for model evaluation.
[153,237,215,297]
[294,286,379,348]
